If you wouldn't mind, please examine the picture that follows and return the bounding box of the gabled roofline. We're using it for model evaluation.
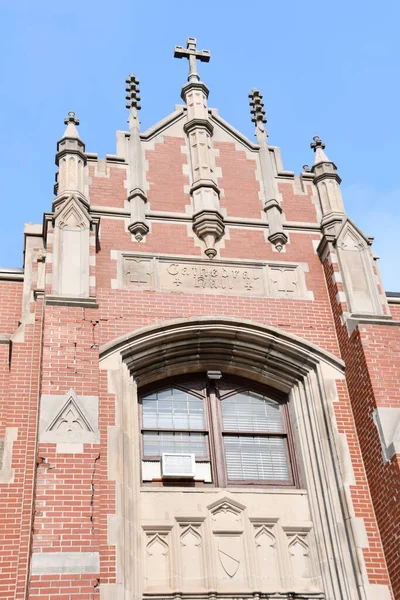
[140,107,186,141]
[209,110,259,151]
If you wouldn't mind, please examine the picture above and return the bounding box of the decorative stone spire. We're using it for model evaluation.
[125,74,149,241]
[174,38,224,258]
[249,89,287,251]
[52,113,93,300]
[63,111,81,140]
[54,111,86,201]
[310,136,345,234]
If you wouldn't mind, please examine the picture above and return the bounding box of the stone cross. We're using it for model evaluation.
[64,111,79,127]
[174,37,210,83]
[310,135,325,151]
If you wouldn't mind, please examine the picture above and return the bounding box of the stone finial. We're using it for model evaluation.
[249,89,267,125]
[310,135,325,151]
[174,37,211,83]
[310,135,330,165]
[125,74,141,112]
[64,111,80,127]
[55,111,86,198]
[61,111,81,140]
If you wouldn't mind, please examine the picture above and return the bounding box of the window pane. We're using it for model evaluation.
[143,432,207,457]
[142,388,205,430]
[224,435,289,481]
[221,391,284,433]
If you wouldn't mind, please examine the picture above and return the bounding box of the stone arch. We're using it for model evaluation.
[100,316,344,392]
[99,317,376,600]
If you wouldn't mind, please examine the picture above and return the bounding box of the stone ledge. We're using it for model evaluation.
[0,268,24,281]
[0,333,12,345]
[346,313,400,335]
[45,295,98,308]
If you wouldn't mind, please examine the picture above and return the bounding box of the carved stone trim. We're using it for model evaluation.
[116,252,312,300]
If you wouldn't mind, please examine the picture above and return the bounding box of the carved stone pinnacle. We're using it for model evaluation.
[310,136,326,151]
[126,73,141,111]
[249,89,267,125]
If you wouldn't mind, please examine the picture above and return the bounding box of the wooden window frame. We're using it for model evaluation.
[139,374,299,488]
[140,380,211,462]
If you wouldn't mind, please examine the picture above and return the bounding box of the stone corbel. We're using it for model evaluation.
[128,187,149,242]
[264,198,288,252]
[192,209,225,259]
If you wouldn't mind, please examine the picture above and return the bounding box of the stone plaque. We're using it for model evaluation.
[159,261,265,295]
[120,254,311,300]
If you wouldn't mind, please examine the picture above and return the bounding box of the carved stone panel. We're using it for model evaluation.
[215,534,245,583]
[144,532,171,591]
[119,253,312,299]
[337,222,383,315]
[39,389,99,449]
[123,256,155,290]
[267,264,303,298]
[179,525,205,589]
[254,524,280,589]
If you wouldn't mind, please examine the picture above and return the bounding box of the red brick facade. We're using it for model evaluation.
[0,67,399,600]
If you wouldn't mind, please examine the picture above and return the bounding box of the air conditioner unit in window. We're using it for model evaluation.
[161,453,196,479]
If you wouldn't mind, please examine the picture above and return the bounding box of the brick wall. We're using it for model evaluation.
[323,249,400,598]
[0,129,397,599]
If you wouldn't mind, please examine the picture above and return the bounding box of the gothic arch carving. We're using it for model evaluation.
[100,316,344,392]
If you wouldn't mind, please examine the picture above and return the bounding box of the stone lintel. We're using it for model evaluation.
[31,551,100,574]
[45,296,98,309]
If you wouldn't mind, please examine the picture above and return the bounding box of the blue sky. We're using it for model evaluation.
[0,1,399,289]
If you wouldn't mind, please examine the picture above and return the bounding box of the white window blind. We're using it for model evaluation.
[222,391,290,482]
[221,391,283,432]
[224,436,289,481]
[142,388,205,430]
[143,432,207,457]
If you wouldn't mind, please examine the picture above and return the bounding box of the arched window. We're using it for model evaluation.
[139,375,296,487]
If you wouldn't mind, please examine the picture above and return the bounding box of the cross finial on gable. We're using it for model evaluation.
[310,135,325,151]
[174,37,211,83]
[64,111,80,127]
